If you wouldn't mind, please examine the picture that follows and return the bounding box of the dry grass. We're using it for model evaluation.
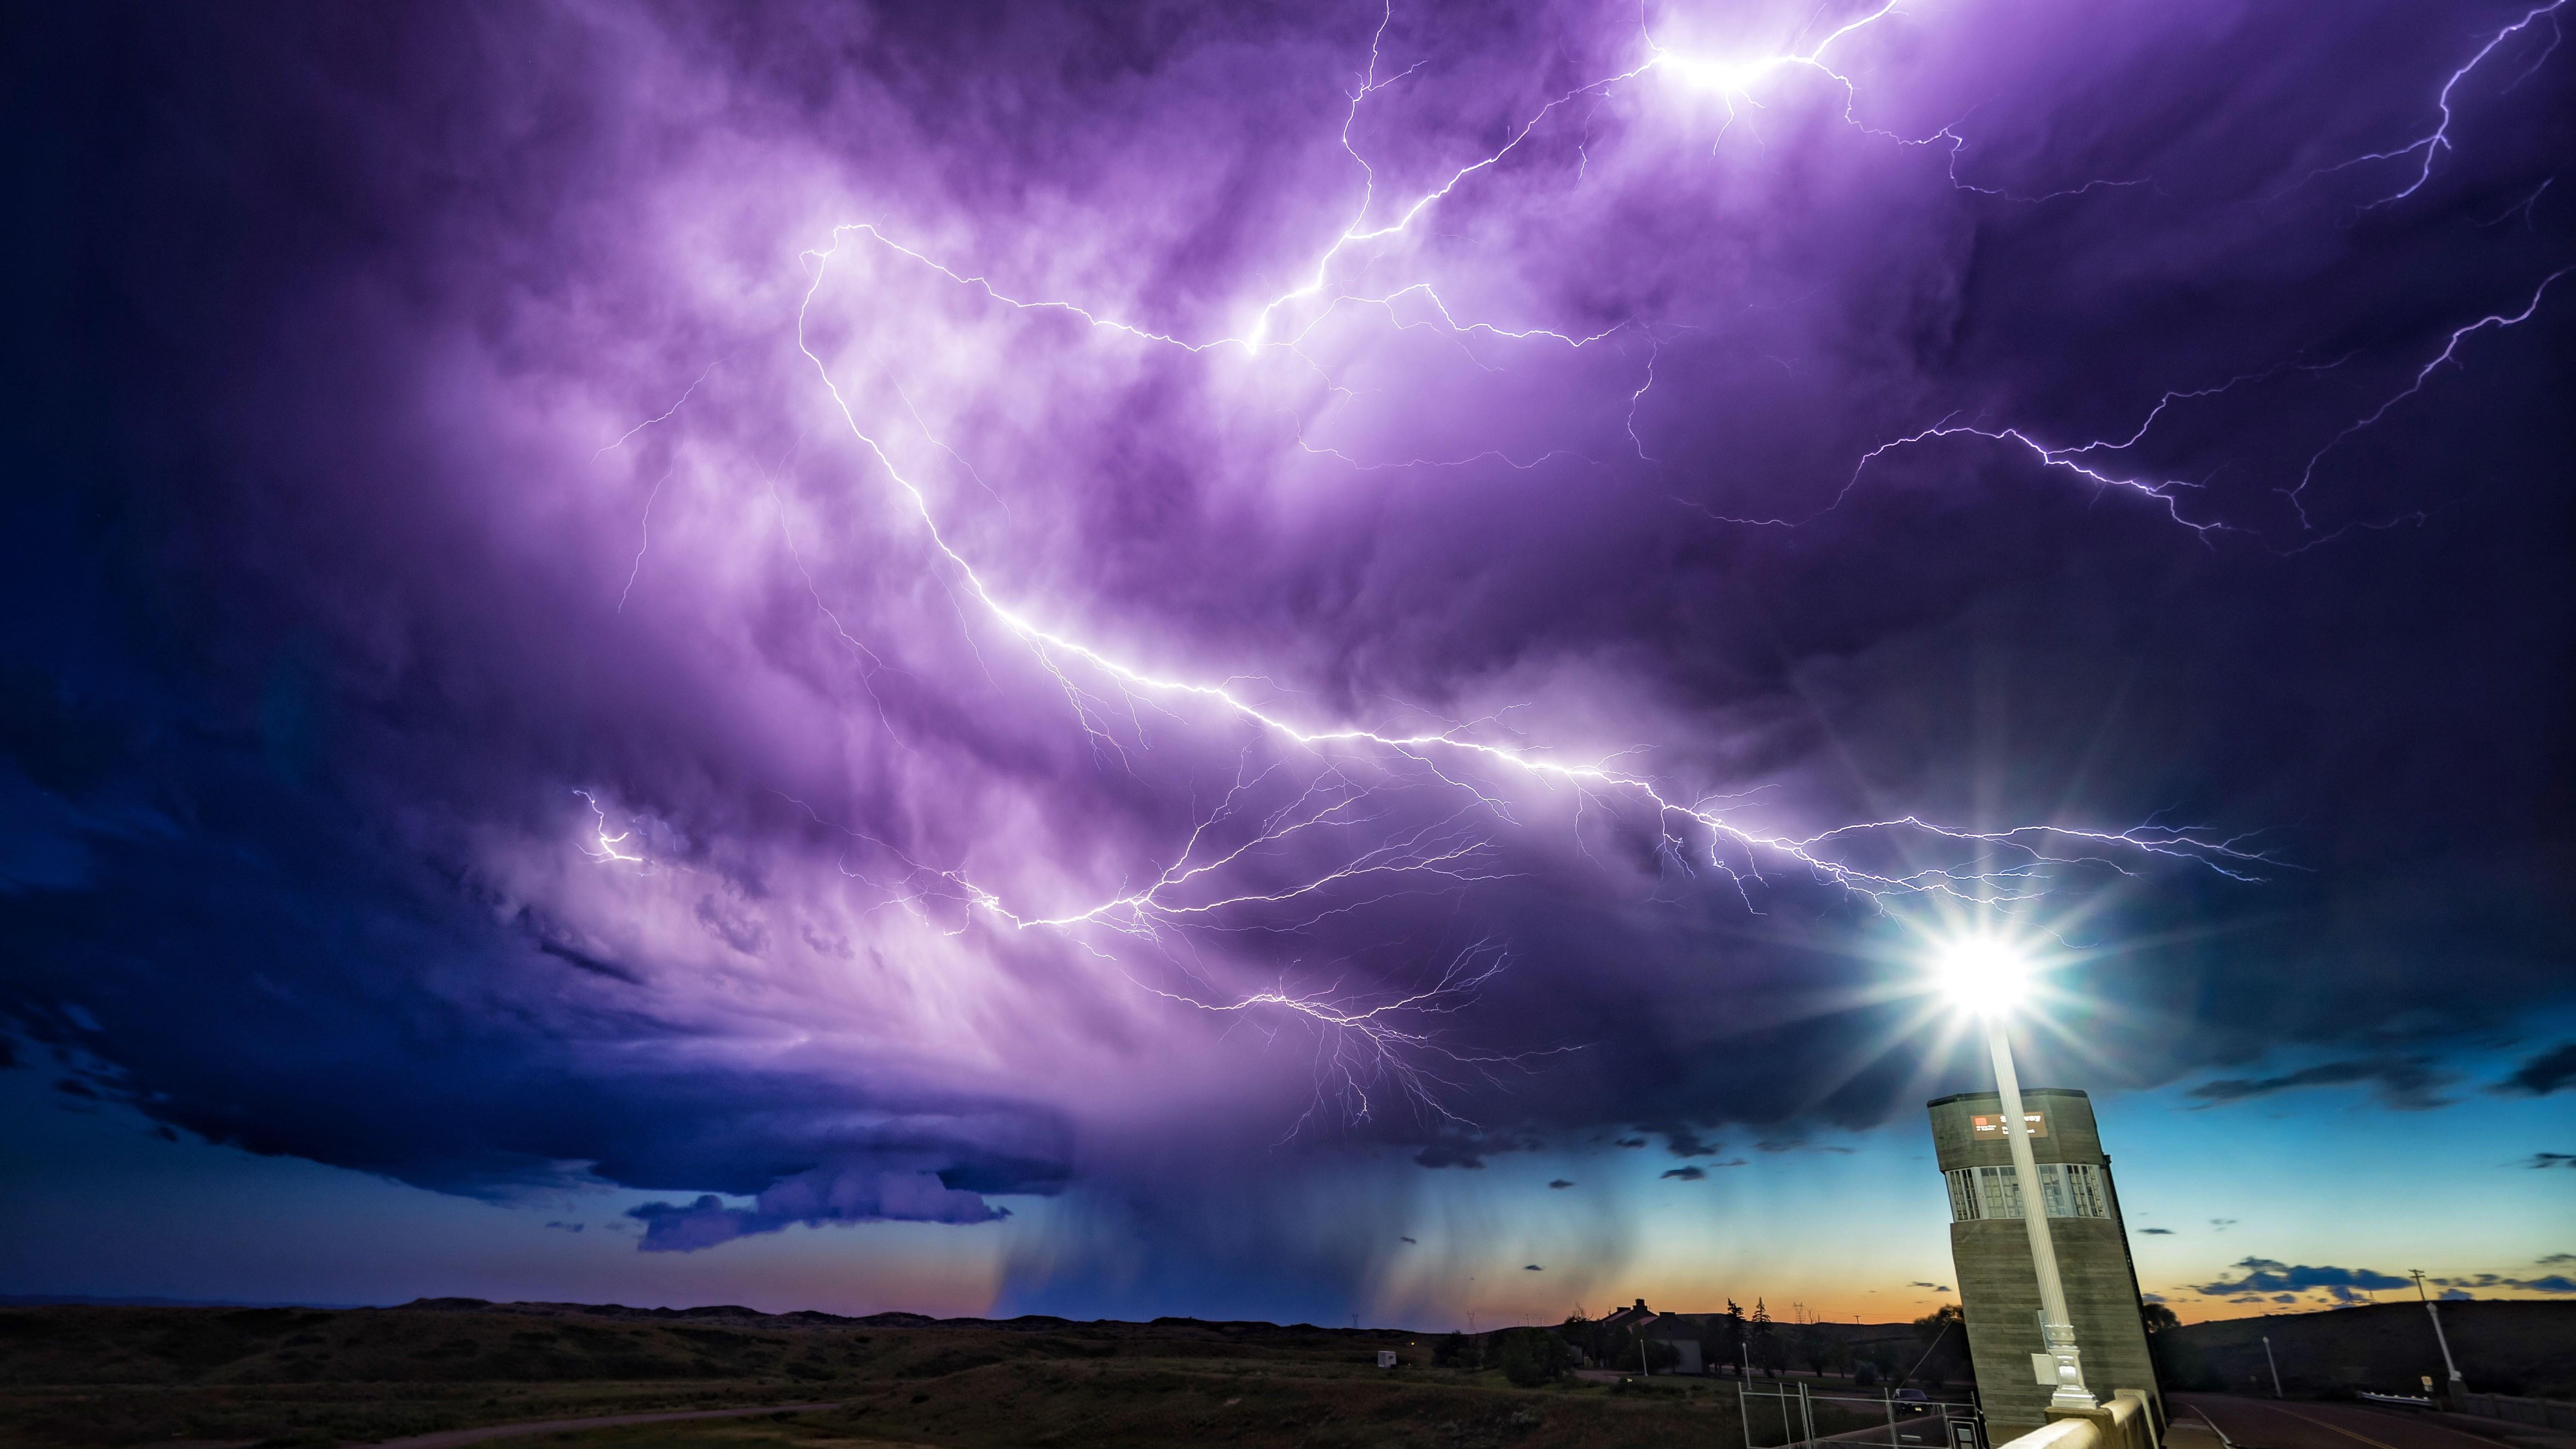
[0,1304,1746,1448]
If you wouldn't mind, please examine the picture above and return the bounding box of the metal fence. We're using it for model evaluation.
[1736,1377,1986,1449]
[2458,1393,2576,1434]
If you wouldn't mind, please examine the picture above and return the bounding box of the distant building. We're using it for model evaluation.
[1599,1298,1656,1334]
[1376,1349,1397,1369]
[1599,1298,1695,1376]
[1654,1336,1705,1374]
[1927,1087,2163,1439]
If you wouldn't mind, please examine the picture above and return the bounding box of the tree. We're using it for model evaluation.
[1721,1299,1748,1371]
[1434,1331,1468,1367]
[1496,1327,1570,1387]
[2141,1303,2180,1334]
[1605,1324,1680,1376]
[1907,1304,1967,1388]
[1751,1299,1782,1376]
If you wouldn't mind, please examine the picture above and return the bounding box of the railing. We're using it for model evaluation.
[1986,1391,2156,1449]
[1734,1378,1986,1449]
[2457,1393,2576,1434]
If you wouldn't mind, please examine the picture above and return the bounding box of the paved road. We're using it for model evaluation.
[2172,1394,2556,1449]
[367,1401,840,1449]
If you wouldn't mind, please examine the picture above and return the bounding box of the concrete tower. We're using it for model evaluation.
[1928,1087,2161,1439]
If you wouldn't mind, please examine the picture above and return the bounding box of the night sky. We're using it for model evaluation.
[4,0,2572,1327]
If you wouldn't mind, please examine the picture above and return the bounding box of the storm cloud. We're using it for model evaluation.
[5,0,2574,1316]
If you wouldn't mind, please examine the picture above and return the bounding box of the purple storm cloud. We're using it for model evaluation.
[6,0,2573,1319]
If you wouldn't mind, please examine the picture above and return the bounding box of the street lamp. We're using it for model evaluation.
[2409,1269,2465,1402]
[1935,938,2100,1414]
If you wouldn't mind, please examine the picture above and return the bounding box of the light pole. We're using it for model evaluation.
[1939,940,2099,1413]
[2410,1269,2465,1400]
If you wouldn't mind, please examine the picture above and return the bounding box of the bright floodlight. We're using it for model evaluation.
[1934,939,2032,1017]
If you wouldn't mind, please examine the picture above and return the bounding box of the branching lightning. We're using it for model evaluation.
[2310,0,2568,208]
[569,0,2561,1127]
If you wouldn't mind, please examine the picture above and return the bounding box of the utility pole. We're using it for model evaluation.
[2262,1336,2281,1398]
[2410,1270,2465,1402]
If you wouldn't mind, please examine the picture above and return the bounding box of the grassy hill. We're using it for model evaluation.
[0,1298,1760,1448]
[2151,1300,2576,1400]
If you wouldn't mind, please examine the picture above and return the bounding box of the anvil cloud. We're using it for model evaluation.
[6,0,2573,1317]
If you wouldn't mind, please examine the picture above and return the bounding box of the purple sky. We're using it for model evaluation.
[5,0,2572,1323]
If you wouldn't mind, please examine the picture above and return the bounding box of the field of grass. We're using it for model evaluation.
[0,1301,1755,1448]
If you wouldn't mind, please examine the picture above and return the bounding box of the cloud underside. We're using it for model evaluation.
[631,1166,1007,1251]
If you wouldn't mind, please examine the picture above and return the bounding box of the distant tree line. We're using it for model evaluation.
[1428,1298,1975,1390]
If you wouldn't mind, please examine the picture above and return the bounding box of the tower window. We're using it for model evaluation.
[1944,1163,2109,1221]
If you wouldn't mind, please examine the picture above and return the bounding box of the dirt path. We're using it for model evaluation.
[366,1401,841,1448]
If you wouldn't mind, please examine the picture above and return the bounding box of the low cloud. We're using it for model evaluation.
[628,1163,1007,1252]
[1614,1137,1647,1149]
[543,1220,584,1233]
[2139,1228,2175,1235]
[1661,1165,1706,1181]
[2495,1043,2576,1097]
[2194,1258,2410,1296]
[2519,1153,2575,1169]
[1524,1264,1543,1272]
[1547,1178,1575,1189]
[2210,1219,2237,1230]
[2189,1057,2451,1111]
[2539,1254,2575,1267]
[2433,1273,2576,1294]
[1664,1129,1721,1158]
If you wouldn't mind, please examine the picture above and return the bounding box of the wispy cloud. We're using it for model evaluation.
[2434,1273,2576,1294]
[2495,1042,2576,1097]
[2189,1056,2451,1111]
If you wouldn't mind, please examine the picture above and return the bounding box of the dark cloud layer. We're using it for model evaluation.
[2497,1043,2576,1096]
[2194,1259,2412,1297]
[5,0,2575,1314]
[2188,1057,2453,1111]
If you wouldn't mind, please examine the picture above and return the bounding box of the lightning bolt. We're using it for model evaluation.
[788,227,2279,923]
[2309,0,2569,208]
[2284,264,2575,527]
[566,0,2558,1124]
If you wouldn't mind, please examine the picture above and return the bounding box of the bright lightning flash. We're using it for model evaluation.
[569,0,2563,1126]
